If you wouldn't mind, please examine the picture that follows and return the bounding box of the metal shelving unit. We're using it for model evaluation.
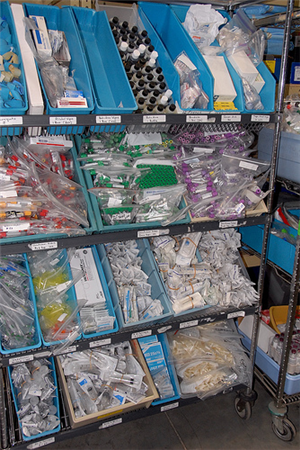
[0,0,295,447]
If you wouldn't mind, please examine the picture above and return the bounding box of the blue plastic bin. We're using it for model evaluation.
[240,215,298,275]
[22,3,94,134]
[8,357,61,441]
[240,332,300,395]
[139,333,180,405]
[81,245,119,339]
[0,254,41,355]
[0,137,95,246]
[74,135,190,233]
[258,127,300,184]
[138,2,214,111]
[70,7,137,133]
[29,248,82,347]
[0,1,28,136]
[97,239,173,330]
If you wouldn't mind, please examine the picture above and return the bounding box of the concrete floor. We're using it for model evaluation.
[47,379,300,450]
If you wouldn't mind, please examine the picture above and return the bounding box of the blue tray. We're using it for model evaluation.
[81,245,119,339]
[170,3,275,114]
[8,357,61,441]
[70,6,137,133]
[22,3,94,134]
[240,331,300,395]
[97,239,173,330]
[150,3,245,112]
[0,136,95,246]
[29,248,82,347]
[139,333,180,406]
[138,2,214,112]
[0,1,28,136]
[0,254,41,355]
[74,135,190,233]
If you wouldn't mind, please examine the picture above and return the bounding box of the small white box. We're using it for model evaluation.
[252,73,265,94]
[239,315,276,354]
[204,55,237,103]
[228,50,259,86]
[29,15,52,57]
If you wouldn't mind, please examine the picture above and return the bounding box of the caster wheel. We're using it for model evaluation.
[271,418,297,441]
[234,396,252,420]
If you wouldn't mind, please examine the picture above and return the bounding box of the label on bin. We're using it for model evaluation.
[251,115,270,123]
[90,338,112,348]
[179,320,198,329]
[143,115,166,123]
[131,330,152,339]
[227,311,245,319]
[0,116,23,126]
[49,117,77,125]
[137,229,169,238]
[161,402,179,412]
[96,115,121,124]
[100,418,122,429]
[9,355,34,365]
[28,241,58,251]
[27,437,55,449]
[219,220,238,229]
[186,115,208,123]
[221,115,241,122]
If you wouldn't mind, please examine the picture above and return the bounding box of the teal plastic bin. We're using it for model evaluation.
[0,1,28,136]
[170,3,275,114]
[70,6,137,133]
[22,3,94,134]
[138,2,214,111]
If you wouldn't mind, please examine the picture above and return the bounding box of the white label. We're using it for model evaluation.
[294,66,300,81]
[219,220,238,229]
[186,115,208,123]
[0,116,23,126]
[131,329,152,339]
[137,229,169,238]
[221,115,241,122]
[235,202,245,214]
[251,114,270,123]
[179,320,198,329]
[27,437,55,449]
[161,402,179,412]
[227,311,246,319]
[0,189,17,198]
[157,325,172,334]
[49,117,77,125]
[34,351,52,359]
[3,223,30,232]
[59,345,77,355]
[57,313,68,322]
[96,115,121,124]
[89,338,112,348]
[194,147,214,154]
[107,197,122,207]
[239,161,258,171]
[9,354,34,365]
[56,282,70,293]
[28,241,58,251]
[0,173,10,181]
[143,115,166,123]
[178,53,197,71]
[99,418,123,429]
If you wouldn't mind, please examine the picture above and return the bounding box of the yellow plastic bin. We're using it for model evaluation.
[269,305,300,334]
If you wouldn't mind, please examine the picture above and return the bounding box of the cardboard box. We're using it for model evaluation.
[56,340,159,428]
[204,55,237,102]
[29,15,52,56]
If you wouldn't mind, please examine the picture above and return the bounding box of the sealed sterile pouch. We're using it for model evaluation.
[221,153,270,178]
[88,188,138,209]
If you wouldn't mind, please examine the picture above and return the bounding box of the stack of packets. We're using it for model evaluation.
[151,229,258,315]
[0,15,26,110]
[0,136,88,239]
[139,335,175,401]
[105,240,165,324]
